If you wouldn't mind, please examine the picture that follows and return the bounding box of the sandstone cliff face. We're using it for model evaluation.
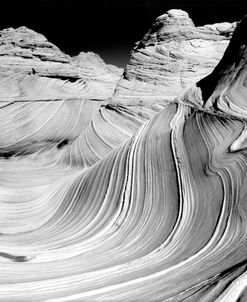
[113,9,236,104]
[0,26,122,101]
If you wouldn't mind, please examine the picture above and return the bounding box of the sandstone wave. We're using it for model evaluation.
[0,10,247,302]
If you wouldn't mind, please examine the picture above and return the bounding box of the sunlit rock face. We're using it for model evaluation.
[1,12,247,302]
[0,26,122,101]
[0,27,124,160]
[113,9,237,105]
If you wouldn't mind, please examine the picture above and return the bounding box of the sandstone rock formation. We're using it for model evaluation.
[0,26,122,102]
[0,9,247,302]
[113,9,237,105]
[0,27,124,158]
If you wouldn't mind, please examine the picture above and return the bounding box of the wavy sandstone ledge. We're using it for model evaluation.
[0,9,247,302]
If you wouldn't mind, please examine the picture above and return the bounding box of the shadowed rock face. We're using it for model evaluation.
[113,9,237,105]
[0,10,247,302]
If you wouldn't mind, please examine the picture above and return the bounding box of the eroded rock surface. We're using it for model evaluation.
[0,26,122,101]
[113,9,237,105]
[0,10,247,302]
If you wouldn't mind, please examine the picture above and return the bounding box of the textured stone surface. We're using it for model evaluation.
[113,9,237,105]
[1,11,247,302]
[0,26,122,101]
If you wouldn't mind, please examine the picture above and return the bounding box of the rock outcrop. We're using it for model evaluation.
[113,9,237,105]
[1,10,247,302]
[0,26,122,101]
[0,26,126,159]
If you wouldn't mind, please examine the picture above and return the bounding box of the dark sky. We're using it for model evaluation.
[0,0,246,67]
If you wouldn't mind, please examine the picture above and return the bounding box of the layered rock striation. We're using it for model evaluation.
[0,9,247,302]
[113,9,237,104]
[0,27,124,156]
[0,26,122,102]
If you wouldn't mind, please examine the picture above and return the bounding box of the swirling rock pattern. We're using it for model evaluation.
[0,11,247,302]
[0,27,125,162]
[113,9,237,105]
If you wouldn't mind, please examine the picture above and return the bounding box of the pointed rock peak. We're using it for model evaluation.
[155,9,194,27]
[0,26,64,58]
[197,15,247,115]
[71,52,123,76]
[73,52,105,65]
[136,9,235,50]
[137,9,195,47]
[0,26,48,44]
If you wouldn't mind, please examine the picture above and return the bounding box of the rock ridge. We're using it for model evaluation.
[0,26,123,102]
[113,9,237,105]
